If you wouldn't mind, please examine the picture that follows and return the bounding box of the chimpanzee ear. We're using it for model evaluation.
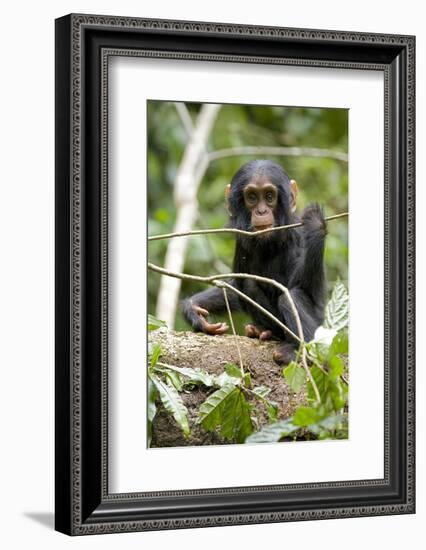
[290,179,298,212]
[225,184,232,215]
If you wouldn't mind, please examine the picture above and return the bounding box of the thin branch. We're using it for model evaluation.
[148,212,348,242]
[206,146,348,164]
[222,287,244,377]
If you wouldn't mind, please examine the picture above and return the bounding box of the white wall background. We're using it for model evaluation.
[0,0,423,548]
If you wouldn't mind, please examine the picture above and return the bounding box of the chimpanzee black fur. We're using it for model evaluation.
[181,160,326,365]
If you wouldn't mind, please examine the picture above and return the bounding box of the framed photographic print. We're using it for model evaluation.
[55,14,415,535]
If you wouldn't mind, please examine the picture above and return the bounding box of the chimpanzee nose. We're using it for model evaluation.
[256,207,268,215]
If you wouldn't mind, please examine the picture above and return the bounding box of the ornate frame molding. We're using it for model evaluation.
[55,14,415,535]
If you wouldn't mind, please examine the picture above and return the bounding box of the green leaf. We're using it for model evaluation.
[283,361,306,393]
[149,343,162,368]
[252,385,271,399]
[147,377,158,447]
[328,355,344,379]
[307,365,328,402]
[225,363,243,379]
[251,385,277,422]
[245,419,299,444]
[213,371,241,387]
[307,340,330,365]
[199,384,253,442]
[329,330,349,356]
[198,383,237,431]
[243,372,252,388]
[330,379,346,410]
[324,280,349,331]
[293,406,321,426]
[148,314,167,331]
[220,388,253,443]
[308,364,347,411]
[165,370,183,392]
[161,364,216,387]
[266,401,279,423]
[150,374,190,437]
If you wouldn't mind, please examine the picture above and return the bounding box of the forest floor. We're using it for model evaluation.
[150,328,305,447]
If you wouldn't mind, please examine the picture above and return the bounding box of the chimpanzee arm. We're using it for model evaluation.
[275,204,327,349]
[297,203,327,301]
[181,280,240,335]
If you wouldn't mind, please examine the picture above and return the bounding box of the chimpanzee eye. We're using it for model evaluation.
[265,192,275,202]
[247,192,257,203]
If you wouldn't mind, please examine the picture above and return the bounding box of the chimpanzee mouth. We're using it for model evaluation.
[254,225,273,232]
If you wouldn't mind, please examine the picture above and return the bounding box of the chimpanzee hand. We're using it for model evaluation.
[191,304,229,335]
[301,203,327,237]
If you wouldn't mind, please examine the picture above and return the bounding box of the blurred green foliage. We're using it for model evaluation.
[148,101,348,332]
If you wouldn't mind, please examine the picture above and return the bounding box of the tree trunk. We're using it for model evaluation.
[155,104,221,327]
[150,329,305,447]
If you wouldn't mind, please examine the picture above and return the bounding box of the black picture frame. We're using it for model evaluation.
[55,13,415,536]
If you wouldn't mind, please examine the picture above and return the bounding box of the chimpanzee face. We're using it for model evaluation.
[243,178,278,231]
[226,160,298,235]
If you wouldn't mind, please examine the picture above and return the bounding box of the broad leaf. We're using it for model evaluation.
[225,363,243,379]
[150,374,190,437]
[162,364,215,387]
[293,406,321,426]
[307,365,347,412]
[213,371,241,388]
[252,385,271,399]
[329,330,349,356]
[307,365,328,402]
[148,314,167,331]
[323,280,349,331]
[266,401,279,422]
[328,355,344,379]
[283,361,306,393]
[198,383,237,431]
[245,418,299,444]
[220,388,253,443]
[165,370,183,392]
[149,343,162,369]
[307,340,330,365]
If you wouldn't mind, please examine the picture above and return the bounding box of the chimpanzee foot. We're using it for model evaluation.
[245,324,260,338]
[272,342,296,365]
[245,324,273,341]
[259,329,273,341]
